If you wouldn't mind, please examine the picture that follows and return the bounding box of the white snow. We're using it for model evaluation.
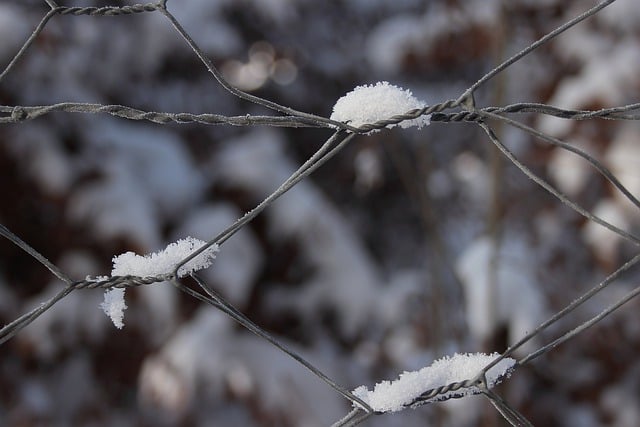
[330,81,430,132]
[112,237,219,278]
[353,352,516,413]
[100,288,127,330]
[101,237,219,328]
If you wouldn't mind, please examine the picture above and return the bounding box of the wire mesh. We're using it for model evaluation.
[1,0,639,425]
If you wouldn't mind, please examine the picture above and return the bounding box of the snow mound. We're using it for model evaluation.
[112,237,219,279]
[330,81,430,132]
[353,352,516,413]
[101,237,219,328]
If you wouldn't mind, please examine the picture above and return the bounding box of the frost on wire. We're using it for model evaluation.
[353,352,516,413]
[330,81,430,132]
[100,237,219,329]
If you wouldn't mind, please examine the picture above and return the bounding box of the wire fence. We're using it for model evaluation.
[1,0,639,425]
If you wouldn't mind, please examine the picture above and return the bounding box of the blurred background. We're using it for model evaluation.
[1,0,640,425]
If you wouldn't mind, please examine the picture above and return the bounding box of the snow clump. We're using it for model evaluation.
[100,288,127,329]
[330,81,430,132]
[100,237,219,328]
[352,352,516,413]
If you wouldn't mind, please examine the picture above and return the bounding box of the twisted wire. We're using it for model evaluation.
[0,100,472,129]
[53,2,164,16]
[1,104,324,128]
[484,102,640,120]
[71,273,174,290]
[354,99,461,133]
[356,100,640,132]
[1,1,638,426]
[359,101,640,130]
[6,100,637,130]
[406,376,484,408]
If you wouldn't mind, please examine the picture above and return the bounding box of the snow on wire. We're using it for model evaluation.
[100,237,219,328]
[330,81,431,132]
[2,1,640,426]
[352,353,516,413]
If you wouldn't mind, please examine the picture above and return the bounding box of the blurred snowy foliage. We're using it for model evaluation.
[1,0,640,426]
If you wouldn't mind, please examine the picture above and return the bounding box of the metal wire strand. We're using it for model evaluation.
[0,8,59,83]
[479,110,640,211]
[53,2,165,16]
[173,131,356,276]
[0,224,70,285]
[2,1,640,426]
[0,103,326,128]
[157,3,358,132]
[177,274,374,413]
[459,0,618,101]
[6,100,640,131]
[330,409,374,427]
[408,376,484,407]
[0,285,74,345]
[520,269,640,365]
[477,121,640,246]
[483,389,534,427]
[481,252,640,374]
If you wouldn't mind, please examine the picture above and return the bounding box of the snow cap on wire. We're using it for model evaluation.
[352,352,516,413]
[100,237,219,329]
[330,81,430,133]
[111,236,219,278]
